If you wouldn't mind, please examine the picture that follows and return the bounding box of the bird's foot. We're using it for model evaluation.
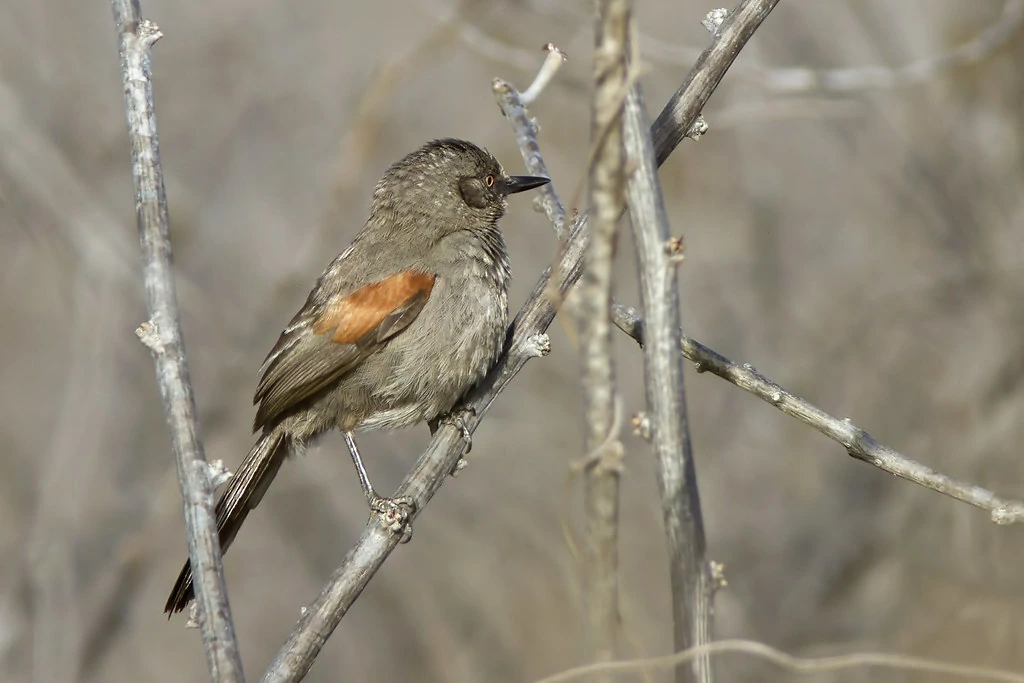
[436,408,474,452]
[429,408,475,476]
[369,494,415,543]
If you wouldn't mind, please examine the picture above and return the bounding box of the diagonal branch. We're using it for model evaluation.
[496,8,1024,529]
[109,1,245,681]
[611,304,1024,525]
[651,0,783,166]
[261,224,586,683]
[262,2,783,680]
[642,0,1024,94]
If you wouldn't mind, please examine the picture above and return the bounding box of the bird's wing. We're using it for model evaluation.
[252,270,436,430]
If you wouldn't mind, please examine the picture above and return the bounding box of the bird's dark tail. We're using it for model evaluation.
[164,429,289,615]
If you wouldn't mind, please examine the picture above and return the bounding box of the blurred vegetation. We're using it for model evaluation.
[1,1,1022,681]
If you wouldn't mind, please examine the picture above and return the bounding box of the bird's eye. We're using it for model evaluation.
[485,174,495,187]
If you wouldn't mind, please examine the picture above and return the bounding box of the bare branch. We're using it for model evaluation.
[643,0,1024,93]
[499,57,1024,527]
[611,304,1024,525]
[109,2,244,680]
[534,638,1024,683]
[264,2,785,678]
[577,0,631,672]
[651,0,782,166]
[521,43,569,105]
[622,60,712,683]
[492,79,569,238]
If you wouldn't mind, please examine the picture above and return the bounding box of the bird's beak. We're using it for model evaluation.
[504,175,550,195]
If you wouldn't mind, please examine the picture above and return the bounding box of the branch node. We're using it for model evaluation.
[134,320,162,352]
[702,8,729,35]
[522,332,552,358]
[185,602,199,629]
[138,18,163,47]
[770,391,782,404]
[205,459,233,489]
[693,360,708,373]
[687,115,709,140]
[377,503,414,543]
[710,560,728,591]
[664,235,686,263]
[631,411,652,441]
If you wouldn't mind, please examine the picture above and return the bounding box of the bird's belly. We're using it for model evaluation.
[352,276,507,430]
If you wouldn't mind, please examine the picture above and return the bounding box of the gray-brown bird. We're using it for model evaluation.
[165,139,548,614]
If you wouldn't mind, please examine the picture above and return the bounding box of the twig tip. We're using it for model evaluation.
[492,77,511,96]
[542,42,568,63]
[520,43,568,106]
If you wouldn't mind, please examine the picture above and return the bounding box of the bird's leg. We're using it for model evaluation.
[429,407,475,476]
[343,431,414,540]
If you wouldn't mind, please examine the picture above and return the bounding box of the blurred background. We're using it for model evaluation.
[2,0,1023,681]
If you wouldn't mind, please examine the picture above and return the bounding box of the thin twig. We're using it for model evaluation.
[621,58,712,683]
[651,0,783,166]
[521,43,569,106]
[578,0,631,671]
[263,2,783,678]
[499,61,1024,525]
[493,68,569,238]
[109,2,244,681]
[611,304,1024,525]
[642,0,1024,93]
[534,638,1024,683]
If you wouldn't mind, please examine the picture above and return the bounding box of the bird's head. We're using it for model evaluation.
[371,138,549,235]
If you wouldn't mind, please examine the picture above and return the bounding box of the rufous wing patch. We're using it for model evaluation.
[312,271,435,344]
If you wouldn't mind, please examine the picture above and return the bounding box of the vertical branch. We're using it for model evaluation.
[579,0,631,673]
[623,75,713,683]
[109,2,244,680]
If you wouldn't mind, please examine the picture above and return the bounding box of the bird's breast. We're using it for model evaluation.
[353,268,508,430]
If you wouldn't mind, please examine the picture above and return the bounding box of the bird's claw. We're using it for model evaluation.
[438,408,474,453]
[370,494,415,542]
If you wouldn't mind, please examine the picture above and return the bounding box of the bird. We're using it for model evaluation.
[164,138,549,614]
